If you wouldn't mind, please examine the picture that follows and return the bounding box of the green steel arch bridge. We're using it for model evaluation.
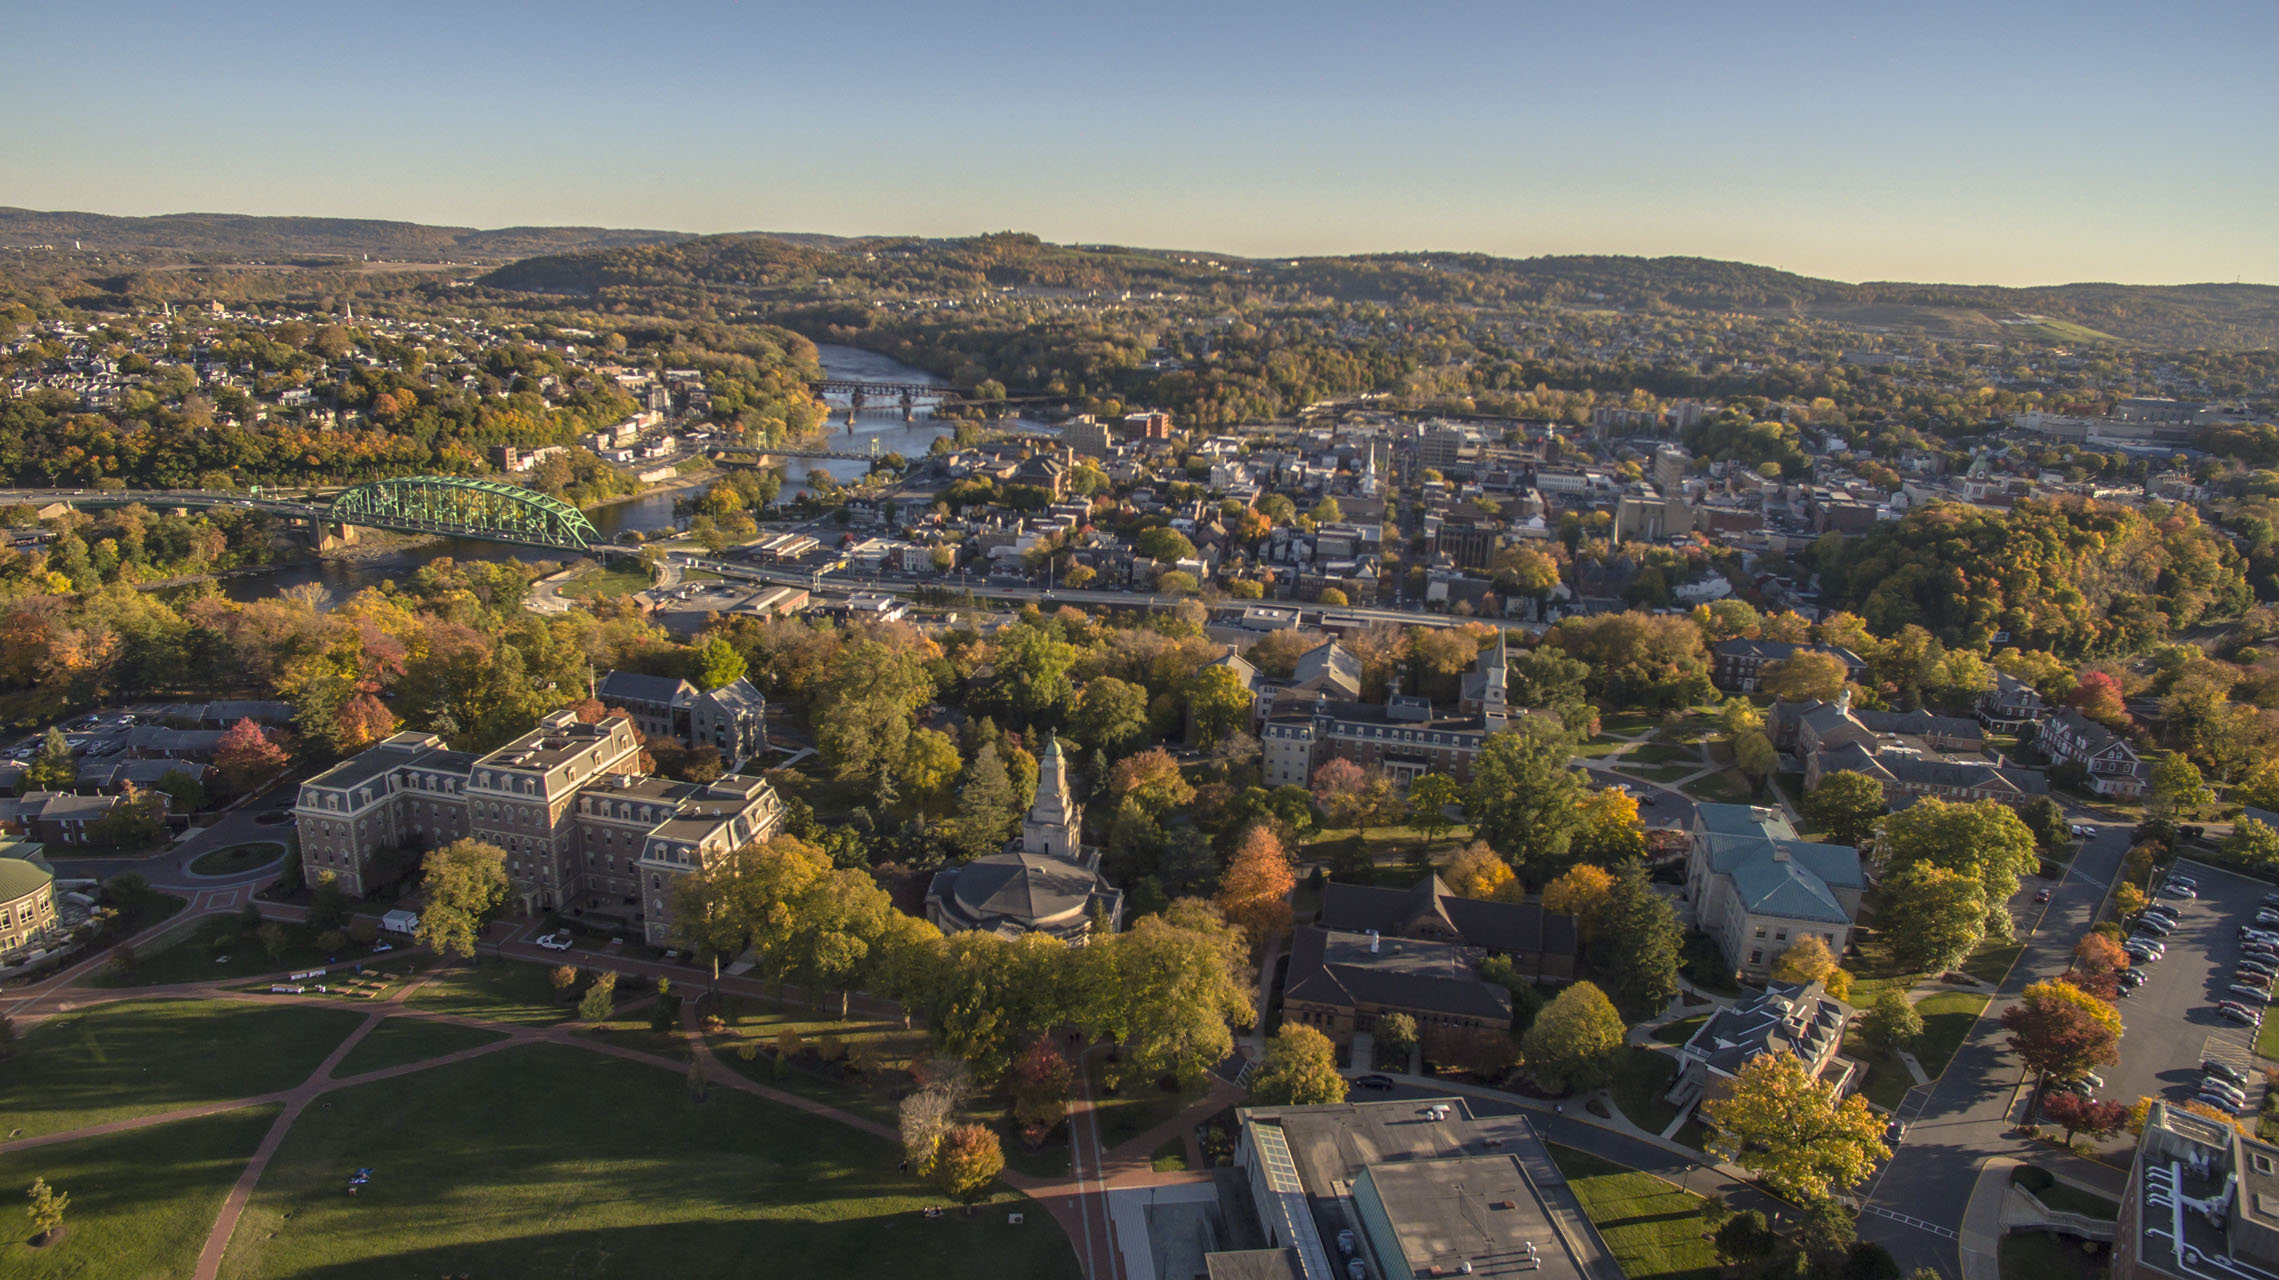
[0,475,603,552]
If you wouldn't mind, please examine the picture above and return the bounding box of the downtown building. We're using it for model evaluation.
[295,709,783,945]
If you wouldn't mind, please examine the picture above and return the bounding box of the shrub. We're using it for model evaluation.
[347,918,379,944]
[316,930,348,954]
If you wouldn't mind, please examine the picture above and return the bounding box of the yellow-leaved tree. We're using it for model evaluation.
[1702,1051,1890,1203]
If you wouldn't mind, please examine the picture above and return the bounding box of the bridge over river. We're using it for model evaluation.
[0,475,605,551]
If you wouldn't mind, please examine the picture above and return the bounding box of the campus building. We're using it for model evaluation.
[1682,803,1863,980]
[595,670,769,765]
[1259,638,1511,789]
[295,709,785,944]
[925,736,1122,942]
[0,854,60,963]
[2115,1101,2279,1280]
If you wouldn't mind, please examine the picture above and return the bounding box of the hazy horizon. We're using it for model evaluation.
[6,0,2274,288]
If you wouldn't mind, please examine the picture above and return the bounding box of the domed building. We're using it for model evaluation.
[926,736,1122,942]
[0,852,61,964]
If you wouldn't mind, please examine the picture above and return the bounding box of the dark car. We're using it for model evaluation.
[1352,1074,1397,1091]
[2034,887,2053,903]
[2205,1059,2250,1087]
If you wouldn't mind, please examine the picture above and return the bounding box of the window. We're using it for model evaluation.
[1749,950,1762,965]
[1754,927,1766,939]
[1775,930,1788,942]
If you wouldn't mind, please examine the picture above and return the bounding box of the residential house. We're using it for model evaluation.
[1665,980,1855,1115]
[2039,708,2148,799]
[1978,672,2047,733]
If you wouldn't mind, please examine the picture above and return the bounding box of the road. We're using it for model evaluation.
[1856,812,2134,1278]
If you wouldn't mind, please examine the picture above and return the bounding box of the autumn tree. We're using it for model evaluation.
[1541,864,1616,924]
[1309,758,1368,823]
[1571,787,1645,866]
[1442,842,1518,901]
[1011,1037,1075,1137]
[1218,824,1296,948]
[1521,981,1625,1094]
[1771,936,1839,986]
[214,717,290,795]
[1760,651,1852,703]
[935,1123,1006,1201]
[413,838,509,960]
[2002,979,2123,1096]
[24,1176,67,1246]
[2069,670,2132,731]
[1804,771,1888,848]
[2040,1092,2129,1149]
[1702,1051,1890,1203]
[1250,1025,1348,1106]
[2071,933,2131,999]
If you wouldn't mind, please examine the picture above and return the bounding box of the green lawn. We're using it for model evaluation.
[560,563,655,600]
[187,841,287,877]
[0,998,365,1140]
[1681,770,1757,805]
[332,1016,511,1078]
[89,916,381,989]
[1913,992,1992,1078]
[1150,1137,1190,1173]
[1626,742,1692,766]
[1998,1231,2111,1280]
[704,998,929,1130]
[1547,1144,1719,1280]
[1964,938,2028,987]
[403,960,576,1027]
[1842,1035,1916,1111]
[1607,1048,1682,1134]
[1621,763,1701,786]
[216,1043,1079,1280]
[2258,1014,2279,1062]
[0,1105,280,1280]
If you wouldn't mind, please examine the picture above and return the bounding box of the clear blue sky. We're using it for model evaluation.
[5,0,2273,285]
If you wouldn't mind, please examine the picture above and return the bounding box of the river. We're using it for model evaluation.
[218,342,1019,603]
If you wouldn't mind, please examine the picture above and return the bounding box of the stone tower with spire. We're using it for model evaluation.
[1020,735,1083,862]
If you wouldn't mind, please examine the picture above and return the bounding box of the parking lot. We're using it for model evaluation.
[2088,855,2271,1157]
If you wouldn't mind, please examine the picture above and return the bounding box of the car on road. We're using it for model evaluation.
[2035,887,2054,903]
[535,932,573,951]
[1884,1120,1906,1144]
[1352,1074,1396,1091]
[2206,1059,2251,1086]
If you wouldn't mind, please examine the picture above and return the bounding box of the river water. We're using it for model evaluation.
[220,342,1011,603]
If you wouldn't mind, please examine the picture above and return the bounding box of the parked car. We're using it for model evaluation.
[2231,983,2273,1004]
[2202,1078,2248,1105]
[2245,942,2279,958]
[2161,885,2200,900]
[2125,945,2164,964]
[535,932,573,951]
[369,939,393,954]
[1352,1074,1396,1091]
[2199,1089,2243,1112]
[2205,1059,2251,1086]
[2119,969,2150,988]
[2220,1005,2264,1027]
[2135,919,2175,938]
[2261,892,2279,909]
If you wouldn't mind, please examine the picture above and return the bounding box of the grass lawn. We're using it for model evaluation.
[560,562,655,600]
[1547,1144,1719,1280]
[1964,937,2028,987]
[704,997,929,1123]
[1150,1137,1190,1173]
[1627,742,1692,766]
[332,1016,510,1078]
[1599,710,1660,738]
[1681,770,1756,805]
[1089,1056,1209,1148]
[187,841,287,877]
[1621,763,1701,786]
[1914,992,1993,1078]
[0,998,365,1140]
[2258,1014,2279,1062]
[1998,1231,2112,1280]
[1651,1015,1708,1046]
[89,916,379,989]
[0,1105,280,1280]
[1607,1048,1682,1134]
[404,960,577,1027]
[216,1043,1079,1280]
[1842,1036,1916,1111]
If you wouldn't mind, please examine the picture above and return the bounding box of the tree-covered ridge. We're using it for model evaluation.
[1816,497,2252,655]
[481,231,2279,349]
[0,207,695,261]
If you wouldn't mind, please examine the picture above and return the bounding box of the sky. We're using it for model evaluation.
[3,0,2275,286]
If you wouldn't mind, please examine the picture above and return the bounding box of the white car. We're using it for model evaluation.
[369,939,393,954]
[535,932,573,952]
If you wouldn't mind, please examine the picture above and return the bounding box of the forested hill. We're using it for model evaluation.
[0,208,696,262]
[481,231,2279,350]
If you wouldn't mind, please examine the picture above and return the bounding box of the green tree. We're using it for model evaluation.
[1860,989,1924,1053]
[1877,863,1987,972]
[2226,817,2279,872]
[1466,719,1585,881]
[23,727,74,793]
[2149,752,2216,821]
[692,635,748,690]
[1875,798,2037,937]
[1759,651,1851,702]
[2017,796,2071,853]
[893,728,963,814]
[413,838,510,960]
[1375,1012,1419,1063]
[1185,664,1255,749]
[1521,981,1625,1094]
[153,766,206,813]
[1250,1025,1349,1106]
[24,1176,67,1245]
[1804,771,1888,848]
[1588,863,1683,1013]
[579,971,618,1022]
[1702,1051,1890,1203]
[953,743,1022,859]
[1714,1210,1778,1265]
[1408,773,1462,842]
[1069,677,1151,759]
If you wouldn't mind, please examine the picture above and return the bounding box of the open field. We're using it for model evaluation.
[1548,1144,1718,1280]
[0,998,364,1140]
[216,1042,1079,1280]
[332,1016,510,1077]
[0,1105,281,1280]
